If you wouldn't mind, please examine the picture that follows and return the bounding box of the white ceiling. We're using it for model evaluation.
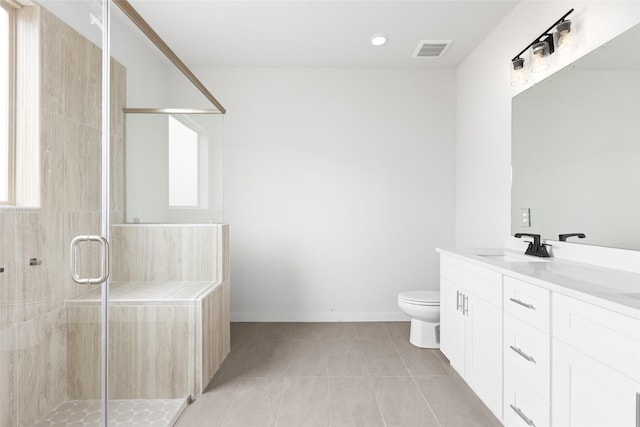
[127,0,519,68]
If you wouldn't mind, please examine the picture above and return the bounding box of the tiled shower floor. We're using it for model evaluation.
[32,399,186,427]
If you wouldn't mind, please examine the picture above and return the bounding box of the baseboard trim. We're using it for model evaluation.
[230,311,409,322]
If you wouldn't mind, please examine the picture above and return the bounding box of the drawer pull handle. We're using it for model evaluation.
[509,345,536,363]
[463,294,469,316]
[510,404,535,426]
[456,291,462,311]
[510,297,535,310]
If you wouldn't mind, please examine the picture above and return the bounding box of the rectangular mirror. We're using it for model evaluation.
[511,23,640,250]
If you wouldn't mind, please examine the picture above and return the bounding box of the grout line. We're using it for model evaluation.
[271,377,285,427]
[217,378,241,427]
[272,372,286,427]
[410,374,444,427]
[358,337,374,379]
[325,372,333,427]
[432,348,454,373]
[388,328,443,427]
[368,375,389,427]
[354,329,388,427]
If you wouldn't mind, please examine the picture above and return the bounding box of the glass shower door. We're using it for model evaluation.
[65,0,113,424]
[17,0,203,424]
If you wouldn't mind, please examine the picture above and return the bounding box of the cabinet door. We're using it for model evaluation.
[466,294,503,419]
[440,278,465,375]
[553,340,640,427]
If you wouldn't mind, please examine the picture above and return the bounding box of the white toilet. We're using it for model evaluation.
[397,290,440,349]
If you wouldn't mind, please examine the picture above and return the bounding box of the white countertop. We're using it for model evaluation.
[436,247,640,320]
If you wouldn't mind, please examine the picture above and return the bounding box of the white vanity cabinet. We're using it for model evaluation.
[551,293,640,427]
[503,276,551,427]
[438,248,640,427]
[440,255,503,419]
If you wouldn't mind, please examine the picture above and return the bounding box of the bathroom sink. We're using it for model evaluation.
[476,252,551,263]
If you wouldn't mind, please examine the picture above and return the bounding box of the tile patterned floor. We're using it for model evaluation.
[32,399,185,427]
[175,322,502,427]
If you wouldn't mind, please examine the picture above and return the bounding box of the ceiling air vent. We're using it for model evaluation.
[413,40,453,59]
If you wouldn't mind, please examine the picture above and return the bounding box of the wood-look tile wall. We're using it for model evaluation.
[196,281,230,395]
[111,225,220,282]
[0,6,126,426]
[69,223,231,399]
[67,284,228,400]
[67,302,196,400]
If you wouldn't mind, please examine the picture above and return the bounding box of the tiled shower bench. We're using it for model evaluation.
[65,280,230,400]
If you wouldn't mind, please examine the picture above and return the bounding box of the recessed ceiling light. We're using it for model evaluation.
[370,34,387,46]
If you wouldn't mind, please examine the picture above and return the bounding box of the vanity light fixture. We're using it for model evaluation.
[530,41,551,72]
[370,34,387,46]
[510,57,529,86]
[553,19,577,55]
[510,9,576,85]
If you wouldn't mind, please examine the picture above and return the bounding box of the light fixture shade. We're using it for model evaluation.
[530,41,551,72]
[370,34,387,46]
[553,20,577,55]
[510,58,528,86]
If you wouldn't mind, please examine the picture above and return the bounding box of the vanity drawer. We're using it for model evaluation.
[504,276,550,332]
[504,373,550,427]
[552,293,640,381]
[440,256,502,307]
[504,313,550,396]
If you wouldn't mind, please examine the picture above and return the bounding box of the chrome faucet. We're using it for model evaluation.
[514,233,551,257]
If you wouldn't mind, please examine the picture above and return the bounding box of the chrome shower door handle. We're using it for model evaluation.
[70,235,110,285]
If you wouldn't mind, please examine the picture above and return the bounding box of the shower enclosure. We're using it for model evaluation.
[0,0,226,425]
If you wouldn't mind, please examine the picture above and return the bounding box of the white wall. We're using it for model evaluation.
[456,1,640,248]
[196,68,456,321]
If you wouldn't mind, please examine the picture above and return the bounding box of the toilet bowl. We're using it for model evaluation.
[397,290,440,349]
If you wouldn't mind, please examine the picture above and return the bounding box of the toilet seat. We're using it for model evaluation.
[398,290,439,306]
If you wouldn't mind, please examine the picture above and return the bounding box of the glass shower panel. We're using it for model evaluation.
[4,0,224,424]
[124,112,224,224]
[16,0,110,424]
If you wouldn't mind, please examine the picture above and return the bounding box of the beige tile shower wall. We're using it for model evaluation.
[0,326,17,427]
[67,302,195,400]
[16,309,67,427]
[111,225,221,282]
[0,5,126,426]
[195,281,230,395]
[0,210,18,330]
[154,305,195,397]
[66,305,101,400]
[221,224,230,283]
